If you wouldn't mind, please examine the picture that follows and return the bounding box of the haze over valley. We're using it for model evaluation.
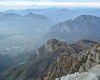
[0,0,100,80]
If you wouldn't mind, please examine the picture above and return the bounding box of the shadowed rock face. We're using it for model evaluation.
[38,39,97,80]
[79,43,100,72]
[46,15,100,41]
[43,42,100,80]
[0,39,97,80]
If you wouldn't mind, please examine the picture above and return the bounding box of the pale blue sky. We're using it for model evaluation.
[0,0,100,2]
[0,0,100,11]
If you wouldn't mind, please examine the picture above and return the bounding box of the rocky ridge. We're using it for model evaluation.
[55,42,100,80]
[0,39,97,80]
[56,64,100,80]
[46,15,100,41]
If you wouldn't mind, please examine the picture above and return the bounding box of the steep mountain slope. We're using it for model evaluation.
[46,15,100,41]
[56,43,100,80]
[1,39,96,80]
[43,41,100,80]
[45,8,100,22]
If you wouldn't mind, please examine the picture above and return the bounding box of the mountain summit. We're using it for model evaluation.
[46,15,100,41]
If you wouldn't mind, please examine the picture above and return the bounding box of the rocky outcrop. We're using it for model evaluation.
[42,57,82,80]
[42,42,100,80]
[79,43,100,72]
[56,64,100,80]
[55,43,100,80]
[1,39,96,80]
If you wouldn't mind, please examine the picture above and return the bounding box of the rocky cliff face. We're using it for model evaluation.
[56,64,100,80]
[1,39,96,80]
[53,42,100,80]
[79,43,100,72]
[42,42,100,80]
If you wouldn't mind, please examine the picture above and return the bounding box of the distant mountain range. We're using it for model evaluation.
[0,8,100,80]
[0,8,100,37]
[0,8,100,55]
[0,9,100,57]
[3,8,59,15]
[0,12,53,37]
[46,15,100,41]
[2,8,100,22]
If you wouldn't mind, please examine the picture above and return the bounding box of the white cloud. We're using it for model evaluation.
[0,1,100,8]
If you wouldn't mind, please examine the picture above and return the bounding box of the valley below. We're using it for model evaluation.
[0,8,100,80]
